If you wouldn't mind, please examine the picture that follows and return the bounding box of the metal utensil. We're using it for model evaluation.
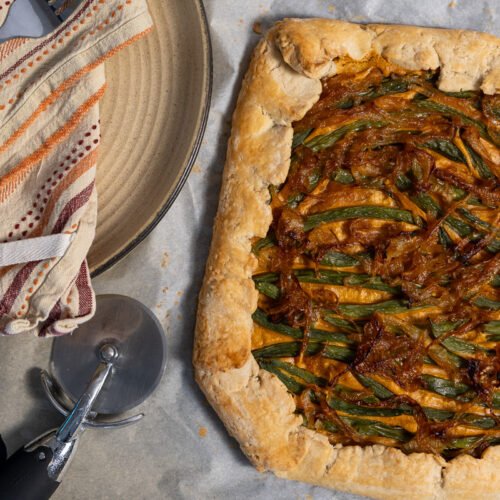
[0,294,167,500]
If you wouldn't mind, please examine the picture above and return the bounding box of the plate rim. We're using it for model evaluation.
[91,0,213,277]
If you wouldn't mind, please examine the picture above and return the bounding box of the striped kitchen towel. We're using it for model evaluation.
[0,0,152,336]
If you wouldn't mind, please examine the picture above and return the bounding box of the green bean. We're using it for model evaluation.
[323,344,356,362]
[320,420,339,433]
[334,79,410,110]
[281,269,346,285]
[287,193,305,208]
[277,360,327,386]
[330,399,498,430]
[424,355,437,365]
[493,392,500,409]
[292,128,313,148]
[336,98,355,109]
[307,169,321,191]
[443,90,479,99]
[259,358,327,387]
[441,337,491,356]
[322,313,361,332]
[257,359,305,393]
[252,341,355,362]
[457,208,494,231]
[300,269,398,293]
[342,274,400,293]
[484,320,500,333]
[305,120,387,152]
[254,269,398,293]
[474,297,500,311]
[438,227,454,249]
[373,78,410,96]
[304,206,415,231]
[253,273,278,283]
[484,320,500,341]
[445,216,473,238]
[320,251,361,267]
[354,373,394,399]
[483,98,500,120]
[251,235,275,254]
[420,409,496,429]
[395,173,412,191]
[413,193,442,218]
[447,436,484,450]
[430,320,465,337]
[485,333,500,342]
[337,300,408,319]
[333,169,355,184]
[451,186,468,201]
[487,239,500,254]
[464,142,495,179]
[252,309,302,339]
[252,341,313,358]
[422,139,465,163]
[459,413,497,430]
[254,281,280,300]
[422,408,454,421]
[341,416,412,442]
[309,329,353,344]
[466,195,484,205]
[415,99,489,139]
[329,398,406,417]
[430,320,490,355]
[428,344,465,369]
[421,375,473,400]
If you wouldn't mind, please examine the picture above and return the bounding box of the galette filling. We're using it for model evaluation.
[251,62,500,458]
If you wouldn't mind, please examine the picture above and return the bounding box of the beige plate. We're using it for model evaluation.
[88,0,211,275]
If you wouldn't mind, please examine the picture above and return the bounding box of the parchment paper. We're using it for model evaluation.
[0,1,498,499]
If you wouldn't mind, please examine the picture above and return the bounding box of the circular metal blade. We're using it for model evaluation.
[50,294,167,415]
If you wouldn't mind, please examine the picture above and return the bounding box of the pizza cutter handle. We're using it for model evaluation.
[0,351,115,499]
[0,444,60,500]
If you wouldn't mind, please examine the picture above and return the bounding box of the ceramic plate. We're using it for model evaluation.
[88,0,211,275]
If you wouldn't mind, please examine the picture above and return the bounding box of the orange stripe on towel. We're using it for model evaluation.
[0,84,106,204]
[0,27,153,154]
[0,38,28,63]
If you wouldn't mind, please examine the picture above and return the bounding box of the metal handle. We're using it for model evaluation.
[55,357,113,444]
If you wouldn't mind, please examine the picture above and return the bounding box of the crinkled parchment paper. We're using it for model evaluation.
[0,1,498,498]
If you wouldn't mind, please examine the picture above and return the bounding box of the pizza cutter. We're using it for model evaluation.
[0,294,167,500]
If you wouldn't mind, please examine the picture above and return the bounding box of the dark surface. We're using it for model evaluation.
[0,434,7,464]
[0,446,59,500]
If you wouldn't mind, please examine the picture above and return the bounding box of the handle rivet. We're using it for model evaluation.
[99,343,119,363]
[37,451,46,461]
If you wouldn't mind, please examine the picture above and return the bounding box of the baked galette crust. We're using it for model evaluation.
[194,19,500,499]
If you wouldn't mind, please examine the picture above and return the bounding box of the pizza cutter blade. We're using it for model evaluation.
[0,294,167,500]
[51,294,167,415]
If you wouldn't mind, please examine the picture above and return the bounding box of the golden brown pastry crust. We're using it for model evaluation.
[194,19,500,499]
